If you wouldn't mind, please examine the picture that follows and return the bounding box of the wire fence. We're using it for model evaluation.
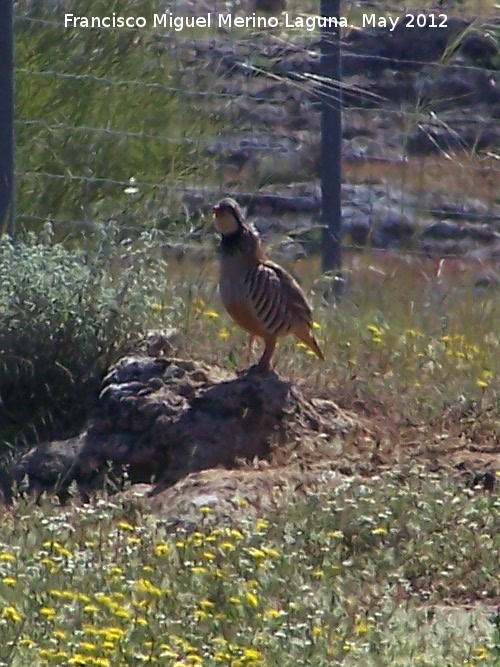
[5,0,500,267]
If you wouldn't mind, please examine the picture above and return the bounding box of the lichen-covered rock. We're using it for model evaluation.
[75,356,352,499]
[4,355,360,503]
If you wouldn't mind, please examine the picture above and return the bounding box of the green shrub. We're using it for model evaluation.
[0,223,170,463]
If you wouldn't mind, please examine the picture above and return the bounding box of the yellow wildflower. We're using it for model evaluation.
[243,648,262,660]
[79,642,97,652]
[117,520,135,532]
[40,606,56,619]
[2,576,16,586]
[474,647,489,660]
[0,553,15,562]
[367,324,384,337]
[18,637,35,647]
[247,548,266,559]
[83,605,99,614]
[261,547,279,558]
[2,606,21,622]
[103,627,125,641]
[254,519,269,532]
[246,592,259,608]
[355,619,370,635]
[200,599,215,609]
[327,530,343,539]
[154,543,170,556]
[230,529,245,540]
[137,578,162,596]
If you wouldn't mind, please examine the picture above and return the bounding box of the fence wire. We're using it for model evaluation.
[11,0,500,264]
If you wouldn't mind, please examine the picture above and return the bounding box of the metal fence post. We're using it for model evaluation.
[320,0,343,293]
[0,0,15,238]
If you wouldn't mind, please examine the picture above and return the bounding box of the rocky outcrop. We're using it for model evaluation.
[10,356,357,503]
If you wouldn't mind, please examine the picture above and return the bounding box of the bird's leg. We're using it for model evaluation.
[253,336,276,373]
[244,335,255,364]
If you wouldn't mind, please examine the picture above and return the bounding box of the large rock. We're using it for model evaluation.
[10,356,356,503]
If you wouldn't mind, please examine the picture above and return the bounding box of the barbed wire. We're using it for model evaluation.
[15,14,500,77]
[14,211,500,266]
[17,170,203,191]
[15,155,500,203]
[14,65,500,113]
[13,7,500,243]
[15,113,500,160]
[16,119,216,145]
[16,170,500,226]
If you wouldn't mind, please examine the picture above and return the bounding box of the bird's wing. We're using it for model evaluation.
[264,260,314,326]
[244,260,313,335]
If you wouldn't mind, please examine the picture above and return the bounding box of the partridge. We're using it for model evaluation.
[211,197,325,372]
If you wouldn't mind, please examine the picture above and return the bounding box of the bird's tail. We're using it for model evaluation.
[294,324,325,361]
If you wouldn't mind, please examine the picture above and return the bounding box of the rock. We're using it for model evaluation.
[142,328,183,357]
[12,357,357,503]
[11,435,86,503]
[84,356,352,498]
[370,212,416,248]
[407,121,500,155]
[422,221,500,243]
[249,0,287,12]
[416,65,499,111]
[474,273,500,290]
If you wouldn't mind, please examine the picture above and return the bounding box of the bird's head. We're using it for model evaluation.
[211,198,245,236]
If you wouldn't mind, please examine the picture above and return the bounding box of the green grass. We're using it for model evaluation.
[15,0,229,236]
[0,472,499,666]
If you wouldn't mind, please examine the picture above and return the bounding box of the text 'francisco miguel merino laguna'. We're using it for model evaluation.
[64,13,351,31]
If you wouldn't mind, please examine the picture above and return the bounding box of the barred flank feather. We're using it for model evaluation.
[244,265,291,335]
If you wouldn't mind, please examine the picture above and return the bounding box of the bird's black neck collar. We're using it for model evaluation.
[219,226,244,255]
